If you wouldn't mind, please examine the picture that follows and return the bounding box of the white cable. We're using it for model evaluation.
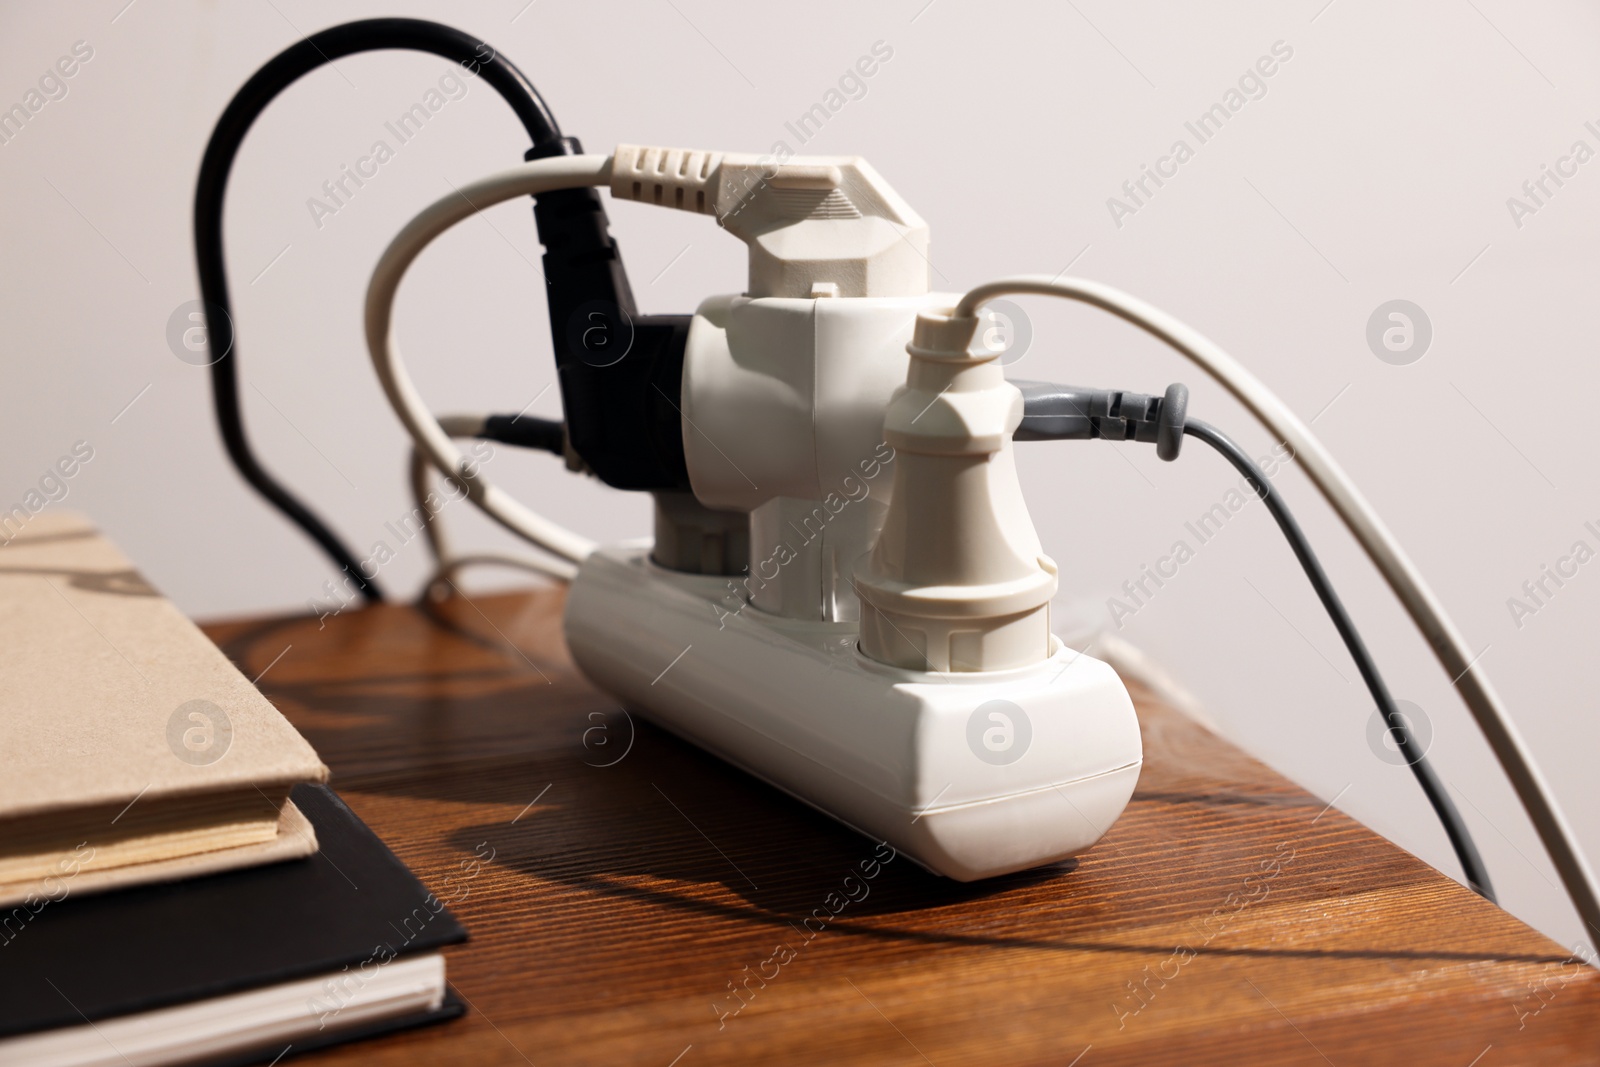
[411,414,487,568]
[365,155,613,567]
[956,275,1600,943]
[410,445,455,568]
[408,414,577,591]
[424,552,574,599]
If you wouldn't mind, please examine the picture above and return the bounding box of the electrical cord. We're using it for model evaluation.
[1017,382,1494,897]
[969,276,1600,940]
[194,18,564,602]
[410,414,577,594]
[1184,417,1496,899]
[410,413,487,572]
[365,155,613,566]
[424,553,576,600]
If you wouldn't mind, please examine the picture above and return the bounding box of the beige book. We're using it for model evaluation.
[0,511,329,907]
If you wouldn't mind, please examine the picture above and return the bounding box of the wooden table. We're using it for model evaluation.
[204,588,1600,1066]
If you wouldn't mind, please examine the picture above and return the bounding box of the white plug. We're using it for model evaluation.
[856,307,1058,672]
[609,143,929,299]
[611,143,947,620]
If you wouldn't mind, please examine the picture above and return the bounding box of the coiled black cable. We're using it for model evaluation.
[193,19,563,601]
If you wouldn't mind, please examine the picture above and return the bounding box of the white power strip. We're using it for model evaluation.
[565,544,1142,880]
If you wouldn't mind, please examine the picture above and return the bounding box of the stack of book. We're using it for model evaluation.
[0,514,465,1066]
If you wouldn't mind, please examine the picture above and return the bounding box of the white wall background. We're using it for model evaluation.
[3,0,1596,953]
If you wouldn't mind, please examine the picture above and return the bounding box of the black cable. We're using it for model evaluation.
[479,414,565,455]
[1183,418,1495,901]
[194,19,564,602]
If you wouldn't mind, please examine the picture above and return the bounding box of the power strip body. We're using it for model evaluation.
[565,545,1143,880]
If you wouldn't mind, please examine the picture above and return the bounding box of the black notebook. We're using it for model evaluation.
[0,784,467,1065]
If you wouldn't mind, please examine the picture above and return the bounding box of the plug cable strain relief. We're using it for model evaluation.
[1156,382,1188,461]
[1015,379,1189,456]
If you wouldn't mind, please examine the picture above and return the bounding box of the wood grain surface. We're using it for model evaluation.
[203,588,1600,1066]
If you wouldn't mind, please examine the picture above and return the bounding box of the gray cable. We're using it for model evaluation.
[959,275,1599,944]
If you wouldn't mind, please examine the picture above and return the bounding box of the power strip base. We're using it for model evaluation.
[564,545,1143,880]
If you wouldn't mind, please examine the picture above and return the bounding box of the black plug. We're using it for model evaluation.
[528,139,691,492]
